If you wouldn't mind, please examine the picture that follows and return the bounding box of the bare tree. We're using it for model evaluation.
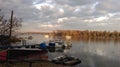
[0,9,22,36]
[0,9,22,45]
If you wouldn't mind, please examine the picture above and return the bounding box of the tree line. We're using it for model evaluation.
[51,30,120,39]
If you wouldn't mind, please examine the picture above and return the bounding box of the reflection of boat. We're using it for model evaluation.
[51,55,81,66]
[0,49,48,61]
[48,47,64,52]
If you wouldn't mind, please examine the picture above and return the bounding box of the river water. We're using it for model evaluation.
[19,34,120,67]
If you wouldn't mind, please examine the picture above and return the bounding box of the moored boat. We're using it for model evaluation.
[48,39,72,48]
[0,49,48,61]
[51,55,81,66]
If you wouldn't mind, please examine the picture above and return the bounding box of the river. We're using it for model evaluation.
[18,34,120,67]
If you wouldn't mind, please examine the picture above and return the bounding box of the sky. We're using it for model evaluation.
[0,0,120,32]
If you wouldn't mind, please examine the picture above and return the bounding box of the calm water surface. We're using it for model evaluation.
[20,34,120,67]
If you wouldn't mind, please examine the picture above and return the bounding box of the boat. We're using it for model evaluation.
[0,49,48,62]
[48,39,72,48]
[51,55,81,66]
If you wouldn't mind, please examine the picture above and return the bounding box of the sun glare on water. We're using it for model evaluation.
[65,35,72,40]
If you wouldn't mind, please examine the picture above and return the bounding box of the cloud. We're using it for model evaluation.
[38,23,61,28]
[0,0,40,21]
[84,16,109,22]
[54,0,96,6]
[0,0,120,32]
[57,17,68,23]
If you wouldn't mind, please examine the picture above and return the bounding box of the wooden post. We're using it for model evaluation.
[9,10,13,46]
[9,10,13,39]
[29,62,32,67]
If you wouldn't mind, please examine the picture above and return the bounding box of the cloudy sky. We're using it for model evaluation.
[0,0,120,32]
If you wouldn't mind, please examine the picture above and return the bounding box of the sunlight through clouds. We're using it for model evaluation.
[94,16,108,22]
[57,17,68,23]
[34,3,54,10]
[38,23,61,28]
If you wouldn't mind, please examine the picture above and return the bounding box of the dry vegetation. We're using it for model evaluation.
[51,30,120,42]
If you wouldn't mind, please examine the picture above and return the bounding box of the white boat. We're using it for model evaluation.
[48,39,72,48]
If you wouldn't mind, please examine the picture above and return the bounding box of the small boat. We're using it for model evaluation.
[48,39,72,48]
[51,55,81,66]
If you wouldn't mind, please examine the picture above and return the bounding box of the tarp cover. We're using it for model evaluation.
[0,50,7,61]
[39,42,47,49]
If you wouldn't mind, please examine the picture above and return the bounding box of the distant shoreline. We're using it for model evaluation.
[19,30,120,38]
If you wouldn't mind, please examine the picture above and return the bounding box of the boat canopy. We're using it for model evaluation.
[39,42,47,49]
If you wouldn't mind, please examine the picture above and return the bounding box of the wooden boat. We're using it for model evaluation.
[51,55,81,66]
[0,49,48,61]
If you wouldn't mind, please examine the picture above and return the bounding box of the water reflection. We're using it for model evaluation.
[71,37,120,45]
[48,47,64,52]
[48,46,71,53]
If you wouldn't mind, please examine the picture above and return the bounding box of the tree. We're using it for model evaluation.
[0,9,22,45]
[0,9,22,36]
